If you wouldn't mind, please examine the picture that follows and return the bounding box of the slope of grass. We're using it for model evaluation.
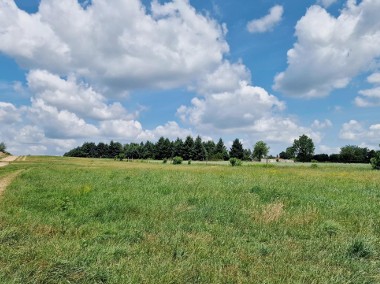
[0,156,379,283]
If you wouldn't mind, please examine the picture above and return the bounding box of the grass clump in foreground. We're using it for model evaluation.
[0,156,379,283]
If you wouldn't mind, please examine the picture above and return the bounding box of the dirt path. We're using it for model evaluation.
[0,170,23,197]
[0,156,19,167]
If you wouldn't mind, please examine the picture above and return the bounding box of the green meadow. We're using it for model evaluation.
[0,157,379,283]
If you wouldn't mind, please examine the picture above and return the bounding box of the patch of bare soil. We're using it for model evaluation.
[1,156,18,162]
[0,156,19,167]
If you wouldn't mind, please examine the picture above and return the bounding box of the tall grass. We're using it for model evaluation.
[0,156,379,283]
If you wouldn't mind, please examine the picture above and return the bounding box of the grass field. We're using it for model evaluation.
[0,157,379,283]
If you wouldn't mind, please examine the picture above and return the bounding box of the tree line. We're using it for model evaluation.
[63,136,254,161]
[63,134,380,166]
[278,134,379,165]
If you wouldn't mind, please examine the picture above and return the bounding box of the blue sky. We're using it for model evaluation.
[1,0,380,155]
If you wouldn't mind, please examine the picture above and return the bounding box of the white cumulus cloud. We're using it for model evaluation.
[27,70,131,120]
[0,102,22,124]
[247,5,283,33]
[274,1,380,98]
[178,81,285,130]
[355,72,380,107]
[0,0,229,92]
[340,120,380,144]
[311,119,333,129]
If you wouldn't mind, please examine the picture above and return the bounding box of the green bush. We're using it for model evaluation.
[310,163,318,168]
[347,239,373,259]
[163,158,168,164]
[172,156,183,165]
[188,159,192,165]
[229,158,242,167]
[370,151,380,170]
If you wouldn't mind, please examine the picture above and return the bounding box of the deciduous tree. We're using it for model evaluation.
[292,135,315,162]
[252,141,269,161]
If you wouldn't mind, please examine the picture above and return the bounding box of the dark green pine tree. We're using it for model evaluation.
[203,140,215,159]
[214,138,229,160]
[96,142,109,158]
[108,140,123,158]
[193,136,207,161]
[183,136,195,160]
[229,138,244,159]
[141,141,155,159]
[172,138,184,158]
[154,137,167,160]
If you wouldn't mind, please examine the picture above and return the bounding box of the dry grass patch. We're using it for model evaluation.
[0,170,23,197]
[285,206,319,226]
[256,202,285,223]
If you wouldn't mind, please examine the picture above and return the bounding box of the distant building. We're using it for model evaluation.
[260,158,294,163]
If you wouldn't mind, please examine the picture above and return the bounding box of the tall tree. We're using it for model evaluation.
[172,138,184,158]
[155,137,171,160]
[214,138,229,160]
[193,136,207,161]
[141,141,155,159]
[124,143,141,159]
[340,145,369,163]
[252,141,269,161]
[243,149,252,161]
[108,140,123,158]
[183,136,195,160]
[292,135,315,162]
[229,138,244,159]
[96,142,109,158]
[203,140,216,159]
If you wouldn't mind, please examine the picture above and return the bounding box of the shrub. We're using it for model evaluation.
[172,156,183,165]
[310,163,318,168]
[229,158,242,166]
[347,239,373,259]
[188,159,192,165]
[163,158,168,164]
[370,151,380,170]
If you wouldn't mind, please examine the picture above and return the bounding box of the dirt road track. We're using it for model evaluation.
[0,156,24,196]
[0,170,23,196]
[0,156,19,167]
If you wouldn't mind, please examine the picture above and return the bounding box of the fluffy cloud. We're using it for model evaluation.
[311,119,333,129]
[250,117,321,144]
[247,5,283,33]
[274,1,380,98]
[0,102,22,124]
[99,120,144,140]
[355,73,380,107]
[151,121,192,140]
[178,81,285,130]
[27,70,130,120]
[195,61,251,95]
[0,0,228,92]
[340,120,380,143]
[177,57,323,146]
[29,98,99,139]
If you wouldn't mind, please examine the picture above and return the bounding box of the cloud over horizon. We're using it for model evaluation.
[0,0,379,156]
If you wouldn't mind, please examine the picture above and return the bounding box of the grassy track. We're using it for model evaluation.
[0,157,379,283]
